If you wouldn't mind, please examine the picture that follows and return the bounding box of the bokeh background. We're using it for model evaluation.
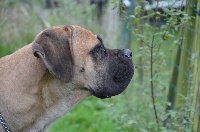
[0,0,200,131]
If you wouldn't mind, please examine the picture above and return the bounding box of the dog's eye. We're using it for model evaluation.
[90,44,106,58]
[95,45,106,54]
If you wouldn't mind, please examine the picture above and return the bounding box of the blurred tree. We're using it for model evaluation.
[165,33,182,111]
[193,0,200,131]
[118,0,136,49]
[165,0,200,130]
[76,0,81,3]
[175,0,197,109]
[46,0,58,8]
[90,0,108,23]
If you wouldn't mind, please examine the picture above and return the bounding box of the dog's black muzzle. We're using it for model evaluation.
[93,49,134,99]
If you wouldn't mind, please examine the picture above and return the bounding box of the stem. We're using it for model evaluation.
[150,35,159,125]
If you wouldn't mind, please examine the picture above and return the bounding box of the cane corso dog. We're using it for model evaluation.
[0,25,134,132]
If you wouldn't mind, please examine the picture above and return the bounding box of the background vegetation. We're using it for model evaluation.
[0,0,199,131]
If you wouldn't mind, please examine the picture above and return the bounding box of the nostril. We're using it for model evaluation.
[125,52,132,58]
[123,49,132,58]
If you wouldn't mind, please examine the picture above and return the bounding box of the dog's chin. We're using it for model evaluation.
[92,71,134,99]
[95,63,134,99]
[92,85,127,99]
[93,93,112,99]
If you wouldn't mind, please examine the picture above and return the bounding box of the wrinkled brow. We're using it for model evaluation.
[97,35,103,44]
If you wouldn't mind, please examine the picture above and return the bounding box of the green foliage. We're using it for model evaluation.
[115,0,196,131]
[50,97,129,132]
[0,44,13,57]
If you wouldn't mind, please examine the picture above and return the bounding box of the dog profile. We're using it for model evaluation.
[0,25,134,132]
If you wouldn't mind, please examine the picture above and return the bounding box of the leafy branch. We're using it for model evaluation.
[150,34,159,125]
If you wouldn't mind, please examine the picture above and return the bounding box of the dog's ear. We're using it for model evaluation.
[32,26,74,83]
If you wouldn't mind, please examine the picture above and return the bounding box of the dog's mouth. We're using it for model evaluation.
[92,64,134,99]
[86,87,110,99]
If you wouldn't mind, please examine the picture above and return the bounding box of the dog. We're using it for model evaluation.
[0,25,134,132]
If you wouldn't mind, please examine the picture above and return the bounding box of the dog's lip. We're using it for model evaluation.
[85,86,112,99]
[80,87,94,96]
[94,94,112,99]
[84,86,95,94]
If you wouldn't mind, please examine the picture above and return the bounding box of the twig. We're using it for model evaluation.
[150,35,159,125]
[36,11,51,28]
[141,39,150,48]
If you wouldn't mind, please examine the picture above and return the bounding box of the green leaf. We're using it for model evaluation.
[129,15,136,18]
[134,5,142,15]
[133,18,139,25]
[162,7,170,13]
[112,3,118,10]
[111,0,117,3]
[148,12,156,17]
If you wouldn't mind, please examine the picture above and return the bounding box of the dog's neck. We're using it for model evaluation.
[0,44,91,132]
[25,71,91,132]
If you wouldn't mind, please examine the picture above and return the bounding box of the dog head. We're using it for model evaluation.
[32,25,134,99]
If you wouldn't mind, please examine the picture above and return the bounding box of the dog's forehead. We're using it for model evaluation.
[71,26,100,53]
[71,26,99,63]
[72,26,99,47]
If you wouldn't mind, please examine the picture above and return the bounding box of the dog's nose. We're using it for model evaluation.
[123,49,132,59]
